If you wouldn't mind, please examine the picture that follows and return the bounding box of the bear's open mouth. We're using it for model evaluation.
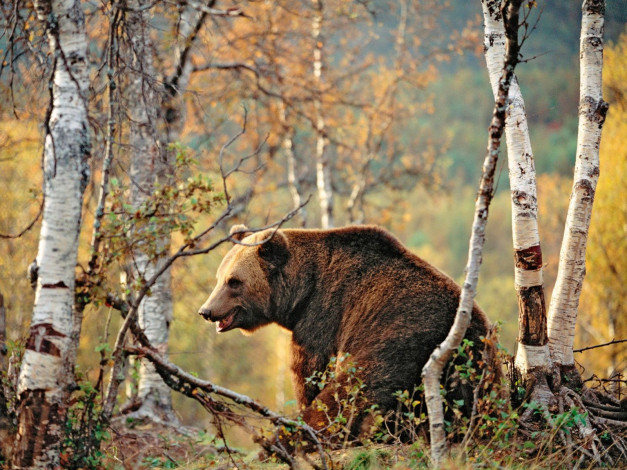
[216,312,236,333]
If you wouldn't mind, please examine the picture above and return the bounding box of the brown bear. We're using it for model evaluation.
[198,225,491,443]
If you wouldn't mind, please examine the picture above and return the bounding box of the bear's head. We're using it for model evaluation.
[198,224,290,334]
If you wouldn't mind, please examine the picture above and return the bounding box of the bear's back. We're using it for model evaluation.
[282,225,491,414]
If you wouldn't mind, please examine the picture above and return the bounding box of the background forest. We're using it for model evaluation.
[1,0,626,457]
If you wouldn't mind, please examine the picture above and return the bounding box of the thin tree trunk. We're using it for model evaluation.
[312,0,333,228]
[481,0,552,392]
[125,2,176,424]
[0,293,5,371]
[547,0,609,374]
[124,1,211,423]
[13,0,90,466]
[422,0,522,465]
[280,103,307,227]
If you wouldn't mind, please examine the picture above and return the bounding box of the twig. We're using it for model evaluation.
[574,338,627,354]
[0,198,43,239]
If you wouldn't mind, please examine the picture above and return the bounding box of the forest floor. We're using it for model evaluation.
[102,420,626,470]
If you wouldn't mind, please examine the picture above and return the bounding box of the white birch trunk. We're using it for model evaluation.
[423,1,522,463]
[279,102,307,227]
[126,2,176,423]
[547,0,609,369]
[312,0,333,228]
[481,0,551,381]
[14,0,90,467]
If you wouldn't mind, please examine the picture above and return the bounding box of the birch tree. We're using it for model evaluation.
[12,0,90,467]
[312,0,334,228]
[123,1,177,424]
[481,0,553,402]
[547,0,609,380]
[115,0,218,423]
[422,0,523,464]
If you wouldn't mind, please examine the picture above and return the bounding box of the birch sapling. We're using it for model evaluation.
[422,0,523,465]
[312,0,334,228]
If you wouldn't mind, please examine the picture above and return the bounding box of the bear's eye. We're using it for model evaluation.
[227,278,243,289]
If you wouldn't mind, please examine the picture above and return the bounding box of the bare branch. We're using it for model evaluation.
[128,343,329,469]
[88,6,122,274]
[0,198,43,239]
[173,1,248,19]
[574,338,627,354]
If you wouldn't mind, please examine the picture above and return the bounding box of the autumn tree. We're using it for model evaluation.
[192,0,453,228]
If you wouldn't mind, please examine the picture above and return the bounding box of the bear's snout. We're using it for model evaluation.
[198,307,212,320]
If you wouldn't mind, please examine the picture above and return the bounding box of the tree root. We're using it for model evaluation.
[519,382,627,467]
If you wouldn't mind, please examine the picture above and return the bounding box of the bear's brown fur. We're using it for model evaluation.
[199,225,491,440]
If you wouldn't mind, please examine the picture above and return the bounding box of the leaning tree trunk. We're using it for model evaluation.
[481,0,553,402]
[124,1,176,424]
[13,0,91,467]
[422,1,522,465]
[547,0,609,379]
[312,0,333,228]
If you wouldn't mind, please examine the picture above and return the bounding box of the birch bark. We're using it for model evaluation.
[279,102,307,227]
[312,0,333,228]
[547,0,609,370]
[481,0,551,384]
[422,1,522,464]
[125,2,176,423]
[13,0,90,467]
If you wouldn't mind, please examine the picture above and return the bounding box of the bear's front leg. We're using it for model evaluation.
[278,371,372,454]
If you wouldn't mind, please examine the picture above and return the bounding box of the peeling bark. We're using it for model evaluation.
[547,0,609,369]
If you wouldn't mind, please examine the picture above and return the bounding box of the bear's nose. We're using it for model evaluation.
[198,308,212,320]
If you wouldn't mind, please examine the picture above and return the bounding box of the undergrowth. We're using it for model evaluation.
[2,337,624,469]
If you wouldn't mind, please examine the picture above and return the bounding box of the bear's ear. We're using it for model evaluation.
[258,231,289,269]
[229,224,251,242]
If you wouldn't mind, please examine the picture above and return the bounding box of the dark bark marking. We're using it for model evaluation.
[511,190,538,212]
[517,285,548,346]
[514,245,543,271]
[583,0,605,15]
[41,280,68,288]
[574,179,595,204]
[579,96,609,127]
[486,0,503,20]
[13,389,63,468]
[25,323,66,357]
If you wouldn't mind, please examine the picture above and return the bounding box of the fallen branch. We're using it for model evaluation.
[128,344,329,469]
